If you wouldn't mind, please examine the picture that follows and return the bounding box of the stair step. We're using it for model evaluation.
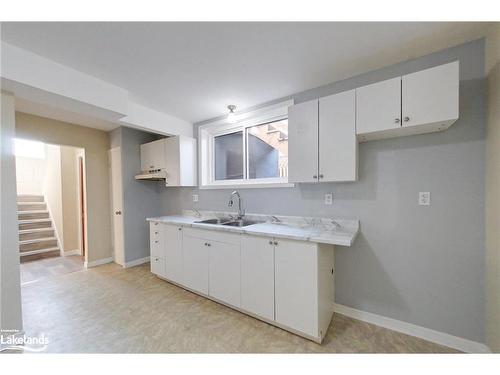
[19,219,52,230]
[17,195,44,203]
[19,228,55,241]
[20,249,60,263]
[18,211,50,220]
[20,238,58,252]
[17,202,47,211]
[19,237,57,245]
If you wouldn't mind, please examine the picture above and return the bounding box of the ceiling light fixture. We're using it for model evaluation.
[227,105,237,124]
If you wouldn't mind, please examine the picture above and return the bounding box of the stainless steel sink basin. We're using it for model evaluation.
[222,220,260,227]
[195,217,232,225]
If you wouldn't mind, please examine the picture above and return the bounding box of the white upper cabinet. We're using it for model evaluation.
[139,136,197,186]
[356,77,402,137]
[356,61,459,141]
[288,91,357,183]
[319,89,357,182]
[288,100,319,183]
[402,61,459,129]
[164,136,197,187]
[141,139,166,171]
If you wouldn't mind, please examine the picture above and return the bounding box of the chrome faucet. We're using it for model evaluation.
[228,190,245,219]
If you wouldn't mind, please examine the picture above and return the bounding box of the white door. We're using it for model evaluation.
[182,233,209,294]
[209,240,241,307]
[275,238,318,337]
[165,225,183,283]
[288,99,319,183]
[319,89,357,182]
[109,147,124,266]
[241,235,275,320]
[356,77,401,135]
[402,61,459,128]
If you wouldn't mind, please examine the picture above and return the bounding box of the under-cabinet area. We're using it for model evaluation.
[148,218,345,343]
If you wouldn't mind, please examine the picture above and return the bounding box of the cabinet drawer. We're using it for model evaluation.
[183,227,241,245]
[150,237,163,257]
[151,256,165,276]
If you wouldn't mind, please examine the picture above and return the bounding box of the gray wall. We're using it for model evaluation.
[111,127,164,263]
[158,39,487,343]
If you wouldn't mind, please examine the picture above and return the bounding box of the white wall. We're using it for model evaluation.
[0,92,23,334]
[44,144,64,250]
[15,155,46,195]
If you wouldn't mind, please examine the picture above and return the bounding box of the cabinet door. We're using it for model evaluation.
[241,235,275,320]
[209,240,241,307]
[275,239,318,337]
[402,61,459,128]
[164,225,183,284]
[288,100,319,183]
[149,221,165,258]
[182,234,209,295]
[140,143,152,172]
[319,90,357,182]
[356,77,401,135]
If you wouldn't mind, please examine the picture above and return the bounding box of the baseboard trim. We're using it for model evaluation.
[124,256,150,268]
[84,257,113,269]
[334,303,490,353]
[62,249,81,256]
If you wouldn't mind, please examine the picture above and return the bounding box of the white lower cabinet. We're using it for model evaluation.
[164,224,183,284]
[209,238,241,307]
[149,222,335,343]
[241,235,275,321]
[182,231,209,294]
[275,239,334,341]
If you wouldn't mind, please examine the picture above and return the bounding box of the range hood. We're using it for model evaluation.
[134,169,167,181]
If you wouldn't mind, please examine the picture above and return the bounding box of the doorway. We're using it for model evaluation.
[15,138,87,284]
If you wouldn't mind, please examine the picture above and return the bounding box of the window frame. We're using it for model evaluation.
[198,100,294,189]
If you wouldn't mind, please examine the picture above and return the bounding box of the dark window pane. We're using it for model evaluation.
[214,131,243,180]
[247,119,288,179]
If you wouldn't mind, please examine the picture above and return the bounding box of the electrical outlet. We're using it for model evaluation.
[419,192,430,206]
[192,194,199,203]
[324,193,333,205]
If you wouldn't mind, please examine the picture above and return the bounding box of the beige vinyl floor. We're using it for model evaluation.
[21,262,458,353]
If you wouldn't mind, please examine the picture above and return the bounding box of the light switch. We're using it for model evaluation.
[192,194,199,202]
[324,193,333,205]
[419,192,430,206]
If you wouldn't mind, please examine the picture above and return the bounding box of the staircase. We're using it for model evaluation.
[18,195,60,262]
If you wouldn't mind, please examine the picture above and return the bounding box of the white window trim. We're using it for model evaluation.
[198,99,294,189]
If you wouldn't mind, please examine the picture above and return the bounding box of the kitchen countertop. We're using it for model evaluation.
[147,210,359,247]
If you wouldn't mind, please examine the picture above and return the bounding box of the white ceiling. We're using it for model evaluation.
[0,22,491,123]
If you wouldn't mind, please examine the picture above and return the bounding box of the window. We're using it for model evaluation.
[199,100,293,188]
[14,138,45,159]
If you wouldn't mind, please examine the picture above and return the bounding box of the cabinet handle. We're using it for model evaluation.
[394,118,400,124]
[178,227,182,231]
[404,116,410,122]
[313,175,318,179]
[207,243,211,247]
[274,241,278,246]
[154,240,159,243]
[115,211,121,215]
[269,240,273,245]
[154,231,158,234]
[154,222,158,226]
[319,174,324,179]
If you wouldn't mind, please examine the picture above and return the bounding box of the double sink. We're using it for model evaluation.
[195,217,261,228]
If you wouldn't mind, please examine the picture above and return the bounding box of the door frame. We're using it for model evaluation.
[77,155,86,257]
[108,147,125,266]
